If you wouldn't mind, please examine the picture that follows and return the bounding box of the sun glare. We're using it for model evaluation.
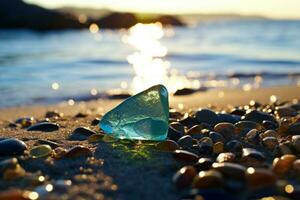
[123,23,197,94]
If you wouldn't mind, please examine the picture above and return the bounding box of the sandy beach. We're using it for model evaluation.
[1,85,300,200]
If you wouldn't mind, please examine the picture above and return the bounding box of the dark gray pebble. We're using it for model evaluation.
[27,122,59,132]
[0,138,27,156]
[196,109,219,125]
[68,127,97,141]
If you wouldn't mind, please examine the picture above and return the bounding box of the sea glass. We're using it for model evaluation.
[99,84,169,141]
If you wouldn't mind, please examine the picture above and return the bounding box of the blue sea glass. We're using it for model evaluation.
[99,85,169,141]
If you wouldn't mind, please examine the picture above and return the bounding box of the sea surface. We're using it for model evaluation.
[0,19,300,107]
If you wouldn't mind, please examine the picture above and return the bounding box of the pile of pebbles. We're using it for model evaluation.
[157,98,300,200]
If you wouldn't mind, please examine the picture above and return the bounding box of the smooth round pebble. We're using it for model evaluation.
[196,109,219,125]
[173,166,197,190]
[27,122,59,132]
[156,140,179,152]
[0,138,27,156]
[69,127,97,141]
[29,145,52,159]
[192,170,223,189]
[273,154,297,176]
[173,150,199,162]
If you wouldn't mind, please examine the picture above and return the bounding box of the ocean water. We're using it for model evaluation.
[0,19,300,107]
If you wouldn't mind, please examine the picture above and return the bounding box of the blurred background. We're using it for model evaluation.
[1,0,300,107]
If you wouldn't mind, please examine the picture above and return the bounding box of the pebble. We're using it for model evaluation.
[29,145,52,159]
[260,130,277,140]
[173,166,197,190]
[174,88,197,96]
[272,154,297,176]
[196,108,219,125]
[230,108,246,116]
[0,189,38,200]
[214,122,235,141]
[216,152,236,163]
[192,169,223,189]
[241,148,266,166]
[64,146,92,158]
[234,121,261,133]
[262,120,278,130]
[278,143,292,155]
[91,118,100,126]
[243,110,276,123]
[186,125,203,138]
[225,140,243,154]
[212,162,246,180]
[194,158,213,171]
[167,122,184,141]
[15,117,34,128]
[3,163,26,181]
[217,113,239,124]
[179,114,198,128]
[213,142,224,154]
[0,157,18,174]
[173,150,199,162]
[287,122,300,135]
[53,147,67,159]
[275,106,297,118]
[245,129,260,145]
[27,122,59,132]
[74,112,88,118]
[0,138,27,156]
[210,131,225,143]
[68,127,97,141]
[178,135,196,149]
[45,110,64,118]
[293,159,300,174]
[246,167,276,188]
[262,137,278,150]
[156,140,180,152]
[198,137,213,155]
[292,135,300,152]
[37,139,60,149]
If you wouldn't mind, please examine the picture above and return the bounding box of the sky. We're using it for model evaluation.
[25,0,300,19]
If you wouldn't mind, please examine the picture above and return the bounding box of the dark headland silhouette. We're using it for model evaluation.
[0,0,185,30]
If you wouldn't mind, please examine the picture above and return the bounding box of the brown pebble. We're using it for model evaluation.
[241,148,266,167]
[64,146,92,158]
[173,150,199,162]
[53,147,68,159]
[173,166,197,190]
[292,135,300,152]
[292,159,300,174]
[192,169,223,189]
[178,135,196,149]
[213,142,224,154]
[216,152,235,163]
[246,167,276,188]
[214,122,235,141]
[212,162,246,180]
[273,154,297,176]
[186,125,202,135]
[156,140,179,152]
[262,137,278,151]
[260,130,277,140]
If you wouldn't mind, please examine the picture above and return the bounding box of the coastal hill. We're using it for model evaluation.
[0,0,85,30]
[0,0,186,30]
[0,0,265,31]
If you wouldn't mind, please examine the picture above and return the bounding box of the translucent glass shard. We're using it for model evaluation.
[99,85,169,141]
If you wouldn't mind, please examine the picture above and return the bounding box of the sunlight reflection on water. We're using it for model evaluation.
[123,23,199,94]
